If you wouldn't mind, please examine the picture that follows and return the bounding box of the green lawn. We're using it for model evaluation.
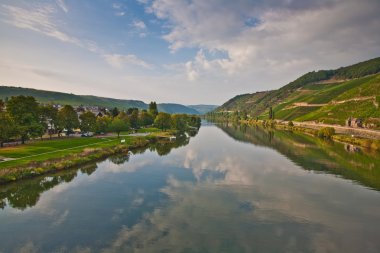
[0,136,135,169]
[119,127,161,136]
[137,127,161,133]
[0,127,164,169]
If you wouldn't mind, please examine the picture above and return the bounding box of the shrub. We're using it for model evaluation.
[317,127,335,139]
[288,121,294,127]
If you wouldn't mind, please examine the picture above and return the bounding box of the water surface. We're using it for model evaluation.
[1,123,380,252]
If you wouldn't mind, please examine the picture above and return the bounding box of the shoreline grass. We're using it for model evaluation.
[0,134,160,184]
[0,137,125,169]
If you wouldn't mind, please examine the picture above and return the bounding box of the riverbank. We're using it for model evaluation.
[0,132,177,184]
[240,119,380,150]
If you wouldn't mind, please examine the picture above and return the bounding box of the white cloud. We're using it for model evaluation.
[132,20,147,30]
[148,0,380,90]
[185,61,198,81]
[130,19,148,38]
[2,3,153,72]
[112,3,122,9]
[137,0,149,4]
[1,0,379,104]
[112,3,127,16]
[56,0,68,13]
[115,11,126,16]
[2,4,98,52]
[103,54,153,69]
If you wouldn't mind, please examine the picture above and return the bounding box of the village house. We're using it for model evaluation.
[74,105,107,118]
[345,117,363,128]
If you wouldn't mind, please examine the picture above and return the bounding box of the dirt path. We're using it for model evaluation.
[332,96,375,104]
[292,102,327,107]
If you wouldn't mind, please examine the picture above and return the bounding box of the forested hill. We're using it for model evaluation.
[0,86,200,114]
[187,104,219,114]
[216,57,380,126]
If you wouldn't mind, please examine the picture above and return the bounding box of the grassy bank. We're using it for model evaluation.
[0,127,165,169]
[0,134,162,184]
[0,137,122,169]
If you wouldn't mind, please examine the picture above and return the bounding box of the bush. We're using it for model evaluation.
[317,127,335,139]
[288,121,294,127]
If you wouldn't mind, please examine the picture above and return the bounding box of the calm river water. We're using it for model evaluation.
[1,123,380,253]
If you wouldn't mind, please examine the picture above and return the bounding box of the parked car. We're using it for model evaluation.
[81,132,94,137]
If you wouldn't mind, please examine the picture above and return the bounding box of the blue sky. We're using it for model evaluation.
[0,0,379,104]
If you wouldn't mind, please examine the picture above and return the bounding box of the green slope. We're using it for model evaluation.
[216,57,380,126]
[0,86,200,114]
[187,104,219,114]
[0,86,147,109]
[157,103,200,114]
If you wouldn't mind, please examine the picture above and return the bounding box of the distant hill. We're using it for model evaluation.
[0,86,200,114]
[188,105,219,114]
[216,57,380,126]
[157,103,200,114]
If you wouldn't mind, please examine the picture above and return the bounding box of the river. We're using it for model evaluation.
[1,122,380,252]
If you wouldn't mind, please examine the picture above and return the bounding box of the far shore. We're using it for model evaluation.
[236,119,380,150]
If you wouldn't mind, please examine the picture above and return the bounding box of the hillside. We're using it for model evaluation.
[216,57,380,126]
[188,105,219,114]
[157,103,199,114]
[0,86,200,114]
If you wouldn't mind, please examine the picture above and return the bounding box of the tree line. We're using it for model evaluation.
[205,110,249,122]
[0,96,201,146]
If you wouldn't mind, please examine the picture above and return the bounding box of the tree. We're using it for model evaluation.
[6,96,41,144]
[188,115,201,128]
[232,111,240,122]
[130,109,139,129]
[96,115,112,133]
[154,112,171,130]
[149,101,158,117]
[30,122,45,140]
[111,107,120,118]
[108,117,130,138]
[269,107,273,120]
[0,99,4,111]
[117,111,129,121]
[0,112,15,147]
[79,111,96,133]
[241,110,248,120]
[317,127,335,139]
[171,114,187,132]
[57,105,79,136]
[127,107,138,115]
[139,111,154,126]
[39,105,58,139]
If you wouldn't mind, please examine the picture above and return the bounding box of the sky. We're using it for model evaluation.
[0,0,379,105]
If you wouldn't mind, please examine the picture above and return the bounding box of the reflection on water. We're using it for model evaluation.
[218,123,380,191]
[0,134,191,211]
[1,123,380,252]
